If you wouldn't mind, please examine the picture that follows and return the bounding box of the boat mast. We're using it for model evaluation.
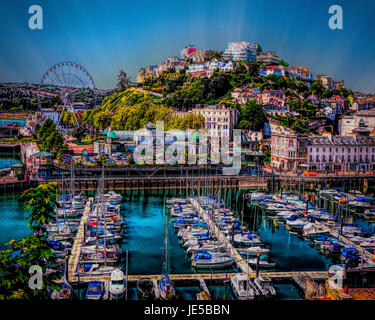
[101,165,106,266]
[165,212,168,273]
[70,161,74,199]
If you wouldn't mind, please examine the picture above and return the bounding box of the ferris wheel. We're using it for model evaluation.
[39,61,97,128]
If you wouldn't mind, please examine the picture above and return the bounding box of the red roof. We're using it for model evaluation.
[187,47,197,55]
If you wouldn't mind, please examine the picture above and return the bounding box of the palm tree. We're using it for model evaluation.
[21,182,58,235]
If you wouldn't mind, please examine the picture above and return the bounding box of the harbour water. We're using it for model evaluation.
[0,195,30,250]
[2,188,375,299]
[0,119,26,126]
[3,188,375,271]
[0,158,21,170]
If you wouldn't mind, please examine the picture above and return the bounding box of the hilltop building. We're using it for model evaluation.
[223,41,258,62]
[288,66,313,82]
[315,74,336,91]
[257,51,281,64]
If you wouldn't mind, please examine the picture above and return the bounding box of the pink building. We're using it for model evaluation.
[261,90,285,106]
[307,135,375,172]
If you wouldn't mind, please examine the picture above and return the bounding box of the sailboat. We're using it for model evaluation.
[158,206,176,300]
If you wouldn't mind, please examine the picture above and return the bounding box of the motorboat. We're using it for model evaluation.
[86,281,104,300]
[79,264,116,276]
[109,268,126,298]
[230,273,258,300]
[359,238,375,249]
[253,277,277,298]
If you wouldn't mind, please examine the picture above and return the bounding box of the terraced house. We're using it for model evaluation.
[307,134,375,172]
[269,121,308,172]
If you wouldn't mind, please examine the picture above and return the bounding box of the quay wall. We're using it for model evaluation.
[0,172,374,195]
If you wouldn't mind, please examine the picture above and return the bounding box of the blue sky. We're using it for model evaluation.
[0,0,374,92]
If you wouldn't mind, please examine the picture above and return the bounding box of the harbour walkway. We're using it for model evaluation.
[67,198,93,281]
[191,198,253,274]
[59,271,327,284]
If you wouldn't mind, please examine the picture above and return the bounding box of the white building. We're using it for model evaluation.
[191,105,239,138]
[207,59,236,73]
[186,63,207,73]
[175,105,239,139]
[339,110,375,136]
[223,41,258,62]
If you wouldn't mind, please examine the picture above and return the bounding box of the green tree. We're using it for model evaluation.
[21,182,58,235]
[238,100,266,131]
[117,70,131,91]
[72,126,86,142]
[0,235,61,299]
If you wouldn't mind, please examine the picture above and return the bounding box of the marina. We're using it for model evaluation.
[5,183,375,300]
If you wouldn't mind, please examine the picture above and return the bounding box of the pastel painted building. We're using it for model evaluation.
[261,90,285,106]
[270,122,308,171]
[259,66,283,77]
[288,66,313,82]
[256,51,281,64]
[307,135,375,172]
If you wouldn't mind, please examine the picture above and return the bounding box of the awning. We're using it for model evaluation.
[32,151,55,157]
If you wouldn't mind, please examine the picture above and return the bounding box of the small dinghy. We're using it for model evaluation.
[137,278,155,300]
[159,274,176,300]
